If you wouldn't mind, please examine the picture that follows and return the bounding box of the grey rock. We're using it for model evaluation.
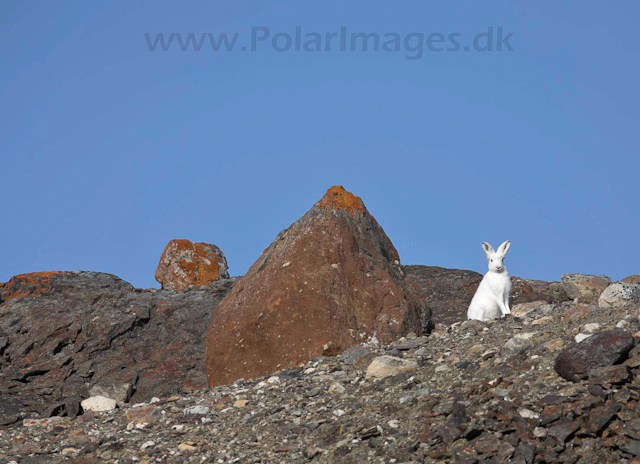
[598,282,640,309]
[183,405,210,415]
[0,270,237,421]
[365,356,417,380]
[554,330,634,381]
[561,274,611,303]
[502,336,533,357]
[89,382,133,407]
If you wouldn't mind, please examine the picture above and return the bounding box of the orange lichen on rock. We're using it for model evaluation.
[155,239,229,291]
[1,271,65,302]
[315,185,367,214]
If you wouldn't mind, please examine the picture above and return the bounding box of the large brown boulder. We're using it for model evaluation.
[205,186,429,387]
[0,271,236,424]
[155,239,229,290]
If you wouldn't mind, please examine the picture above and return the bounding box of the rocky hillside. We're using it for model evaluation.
[1,185,639,463]
[2,289,640,463]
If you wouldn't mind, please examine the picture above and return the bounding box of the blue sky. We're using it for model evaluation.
[1,1,639,288]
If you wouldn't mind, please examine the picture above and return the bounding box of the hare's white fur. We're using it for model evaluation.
[467,241,512,321]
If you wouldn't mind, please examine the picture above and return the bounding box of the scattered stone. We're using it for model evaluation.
[583,403,620,435]
[575,333,594,343]
[598,282,640,309]
[544,338,564,351]
[178,443,198,452]
[183,405,210,415]
[561,274,611,303]
[511,301,548,318]
[89,382,133,407]
[341,346,375,366]
[534,427,548,438]
[583,323,602,333]
[566,302,599,321]
[618,320,631,329]
[519,408,540,419]
[531,316,552,325]
[392,336,429,350]
[61,447,78,456]
[548,420,580,442]
[140,440,155,450]
[328,382,346,395]
[588,365,630,386]
[503,336,533,357]
[365,356,417,380]
[555,330,634,381]
[80,396,117,412]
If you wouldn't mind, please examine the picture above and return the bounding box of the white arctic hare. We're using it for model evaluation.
[467,241,512,321]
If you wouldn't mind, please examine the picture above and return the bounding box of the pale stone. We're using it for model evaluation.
[575,333,593,343]
[179,443,198,452]
[81,396,117,412]
[519,408,540,419]
[583,323,601,333]
[598,282,640,309]
[233,399,248,408]
[329,382,346,395]
[365,356,417,380]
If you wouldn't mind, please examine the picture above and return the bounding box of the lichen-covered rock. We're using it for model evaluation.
[561,273,611,303]
[622,275,640,285]
[205,186,429,387]
[598,282,640,309]
[554,330,634,381]
[0,270,236,423]
[155,239,229,290]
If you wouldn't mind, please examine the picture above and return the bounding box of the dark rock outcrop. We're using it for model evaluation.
[403,266,482,326]
[0,271,236,423]
[155,239,229,290]
[554,330,634,381]
[205,186,429,387]
[404,267,569,326]
[510,277,569,305]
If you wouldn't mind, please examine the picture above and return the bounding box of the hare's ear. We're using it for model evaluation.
[497,240,511,257]
[481,242,495,256]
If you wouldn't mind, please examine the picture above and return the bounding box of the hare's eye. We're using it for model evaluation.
[490,259,493,262]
